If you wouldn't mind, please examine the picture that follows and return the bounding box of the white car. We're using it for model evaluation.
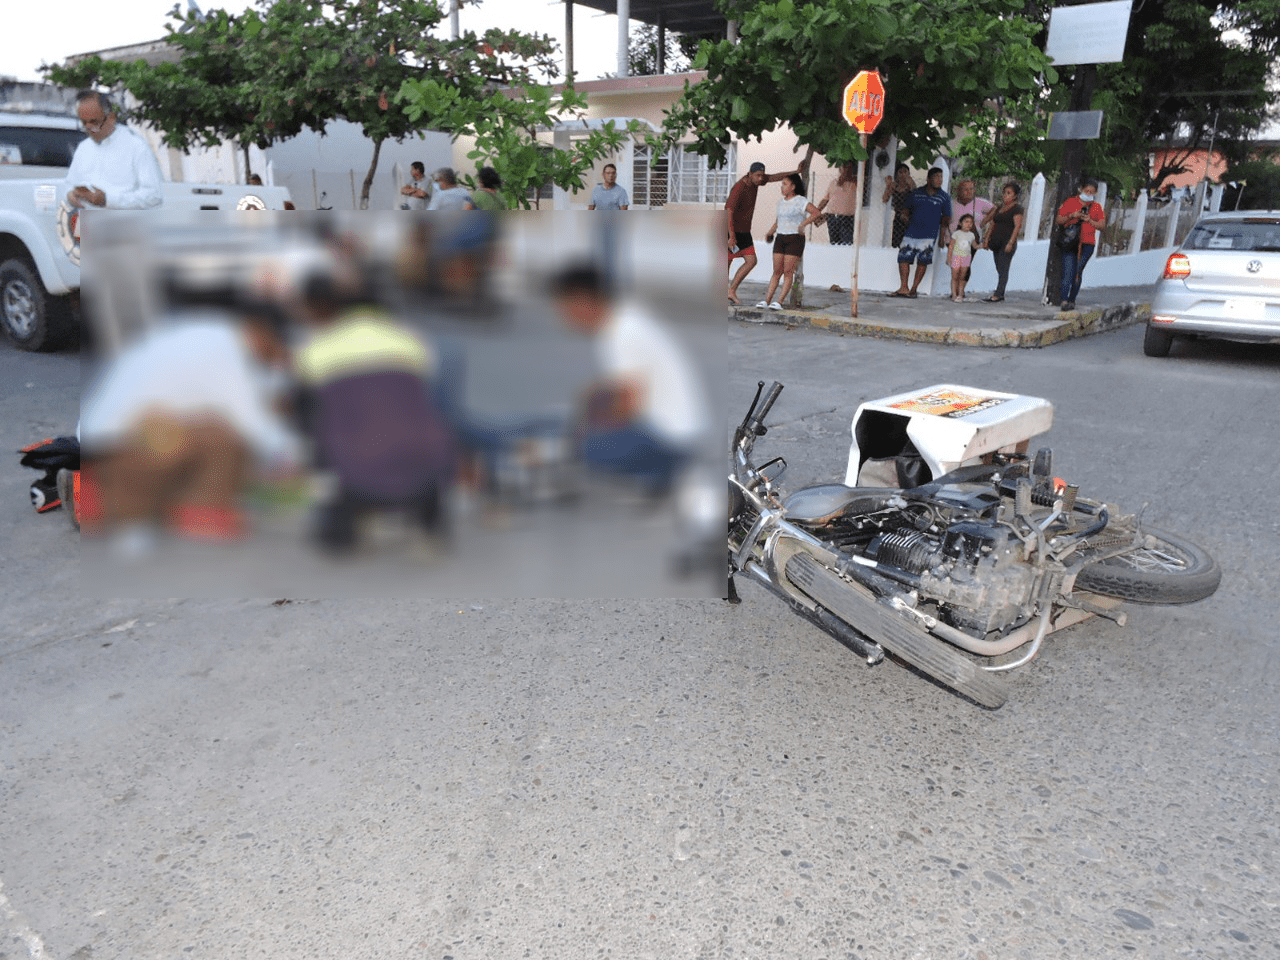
[1144,211,1280,357]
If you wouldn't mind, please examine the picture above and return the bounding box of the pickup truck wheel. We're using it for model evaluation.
[1,258,72,352]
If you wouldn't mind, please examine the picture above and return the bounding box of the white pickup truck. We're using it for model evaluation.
[0,106,291,351]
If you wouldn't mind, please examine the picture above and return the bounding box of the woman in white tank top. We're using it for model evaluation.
[757,173,821,310]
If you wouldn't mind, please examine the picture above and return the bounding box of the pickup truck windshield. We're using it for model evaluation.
[0,125,86,167]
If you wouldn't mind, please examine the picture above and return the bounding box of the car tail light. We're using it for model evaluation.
[1163,253,1191,279]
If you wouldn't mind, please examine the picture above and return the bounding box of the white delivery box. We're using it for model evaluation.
[845,384,1054,486]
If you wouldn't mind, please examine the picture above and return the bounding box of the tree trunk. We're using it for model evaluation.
[360,137,384,210]
[788,144,818,309]
[242,142,252,182]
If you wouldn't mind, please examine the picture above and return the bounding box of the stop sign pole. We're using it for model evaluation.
[841,70,885,317]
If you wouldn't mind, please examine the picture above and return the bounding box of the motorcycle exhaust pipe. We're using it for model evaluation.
[737,562,884,665]
[811,605,885,665]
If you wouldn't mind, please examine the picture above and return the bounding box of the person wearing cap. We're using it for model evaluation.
[726,159,807,305]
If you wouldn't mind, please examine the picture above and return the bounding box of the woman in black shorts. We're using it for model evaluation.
[757,173,822,310]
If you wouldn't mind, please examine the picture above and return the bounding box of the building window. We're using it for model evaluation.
[633,143,734,208]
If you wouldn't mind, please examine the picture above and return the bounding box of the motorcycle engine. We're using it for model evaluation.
[861,484,1037,636]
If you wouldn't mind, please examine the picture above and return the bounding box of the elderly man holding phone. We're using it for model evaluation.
[65,90,163,211]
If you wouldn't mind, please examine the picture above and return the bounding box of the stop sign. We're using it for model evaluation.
[842,70,885,134]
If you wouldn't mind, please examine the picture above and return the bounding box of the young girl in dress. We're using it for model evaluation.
[949,213,979,302]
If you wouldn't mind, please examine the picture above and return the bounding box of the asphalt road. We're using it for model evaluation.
[2,316,1278,960]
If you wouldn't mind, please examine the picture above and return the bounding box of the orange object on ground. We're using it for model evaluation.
[167,504,248,543]
[75,469,104,532]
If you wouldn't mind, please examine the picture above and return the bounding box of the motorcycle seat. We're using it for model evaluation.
[783,484,898,527]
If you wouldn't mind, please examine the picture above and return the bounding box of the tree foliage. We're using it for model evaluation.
[1221,155,1280,210]
[662,0,1056,170]
[1088,0,1280,191]
[397,80,643,209]
[45,0,591,208]
[625,23,713,77]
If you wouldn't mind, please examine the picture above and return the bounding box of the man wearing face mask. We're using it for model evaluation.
[1055,178,1106,311]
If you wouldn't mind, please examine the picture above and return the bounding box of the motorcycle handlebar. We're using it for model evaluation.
[756,381,784,424]
[742,381,784,438]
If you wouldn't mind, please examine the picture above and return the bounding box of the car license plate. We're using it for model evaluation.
[1223,298,1265,321]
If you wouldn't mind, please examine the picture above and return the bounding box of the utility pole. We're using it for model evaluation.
[1044,62,1096,306]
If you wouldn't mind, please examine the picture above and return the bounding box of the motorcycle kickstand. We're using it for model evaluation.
[726,572,741,604]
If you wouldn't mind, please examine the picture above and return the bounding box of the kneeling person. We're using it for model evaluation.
[551,264,709,499]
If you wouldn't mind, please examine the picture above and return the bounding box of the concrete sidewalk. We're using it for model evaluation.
[729,280,1154,347]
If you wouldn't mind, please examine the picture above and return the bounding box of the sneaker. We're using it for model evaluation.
[768,301,783,310]
[1060,300,1075,311]
[754,300,769,308]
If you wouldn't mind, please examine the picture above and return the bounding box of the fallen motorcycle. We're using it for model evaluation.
[727,381,1221,708]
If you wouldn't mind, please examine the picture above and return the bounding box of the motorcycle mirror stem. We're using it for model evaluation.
[740,381,766,432]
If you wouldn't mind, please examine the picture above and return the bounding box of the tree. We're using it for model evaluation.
[45,5,313,179]
[397,78,645,208]
[1221,155,1280,210]
[46,0,570,207]
[661,0,1056,171]
[952,89,1057,182]
[1086,0,1280,192]
[625,23,714,77]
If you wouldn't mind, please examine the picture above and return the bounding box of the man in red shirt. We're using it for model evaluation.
[726,160,806,304]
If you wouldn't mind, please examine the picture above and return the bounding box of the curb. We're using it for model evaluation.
[728,299,1151,348]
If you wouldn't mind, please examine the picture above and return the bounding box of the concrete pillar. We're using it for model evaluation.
[879,140,898,246]
[657,10,666,75]
[928,156,950,297]
[1164,196,1180,247]
[1026,173,1046,241]
[1131,190,1149,252]
[616,0,630,78]
[1209,183,1223,213]
[565,0,574,79]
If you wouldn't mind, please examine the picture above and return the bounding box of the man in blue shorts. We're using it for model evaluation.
[891,167,951,297]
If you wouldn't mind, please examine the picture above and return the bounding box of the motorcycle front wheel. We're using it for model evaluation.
[1074,526,1221,604]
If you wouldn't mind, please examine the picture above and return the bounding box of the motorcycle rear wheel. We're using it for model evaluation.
[785,552,1008,709]
[1074,526,1220,604]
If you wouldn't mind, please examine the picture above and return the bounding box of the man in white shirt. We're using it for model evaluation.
[79,307,300,541]
[588,163,629,210]
[399,161,429,210]
[65,91,163,210]
[552,264,709,497]
[427,167,474,211]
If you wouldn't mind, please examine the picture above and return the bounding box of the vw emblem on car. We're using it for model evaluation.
[1247,259,1262,273]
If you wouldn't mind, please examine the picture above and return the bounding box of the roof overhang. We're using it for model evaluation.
[566,0,729,36]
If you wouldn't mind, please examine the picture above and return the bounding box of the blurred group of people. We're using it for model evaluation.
[399,163,508,212]
[76,225,709,562]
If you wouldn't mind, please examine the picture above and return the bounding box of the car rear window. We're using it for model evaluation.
[1184,217,1280,252]
[0,125,85,167]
